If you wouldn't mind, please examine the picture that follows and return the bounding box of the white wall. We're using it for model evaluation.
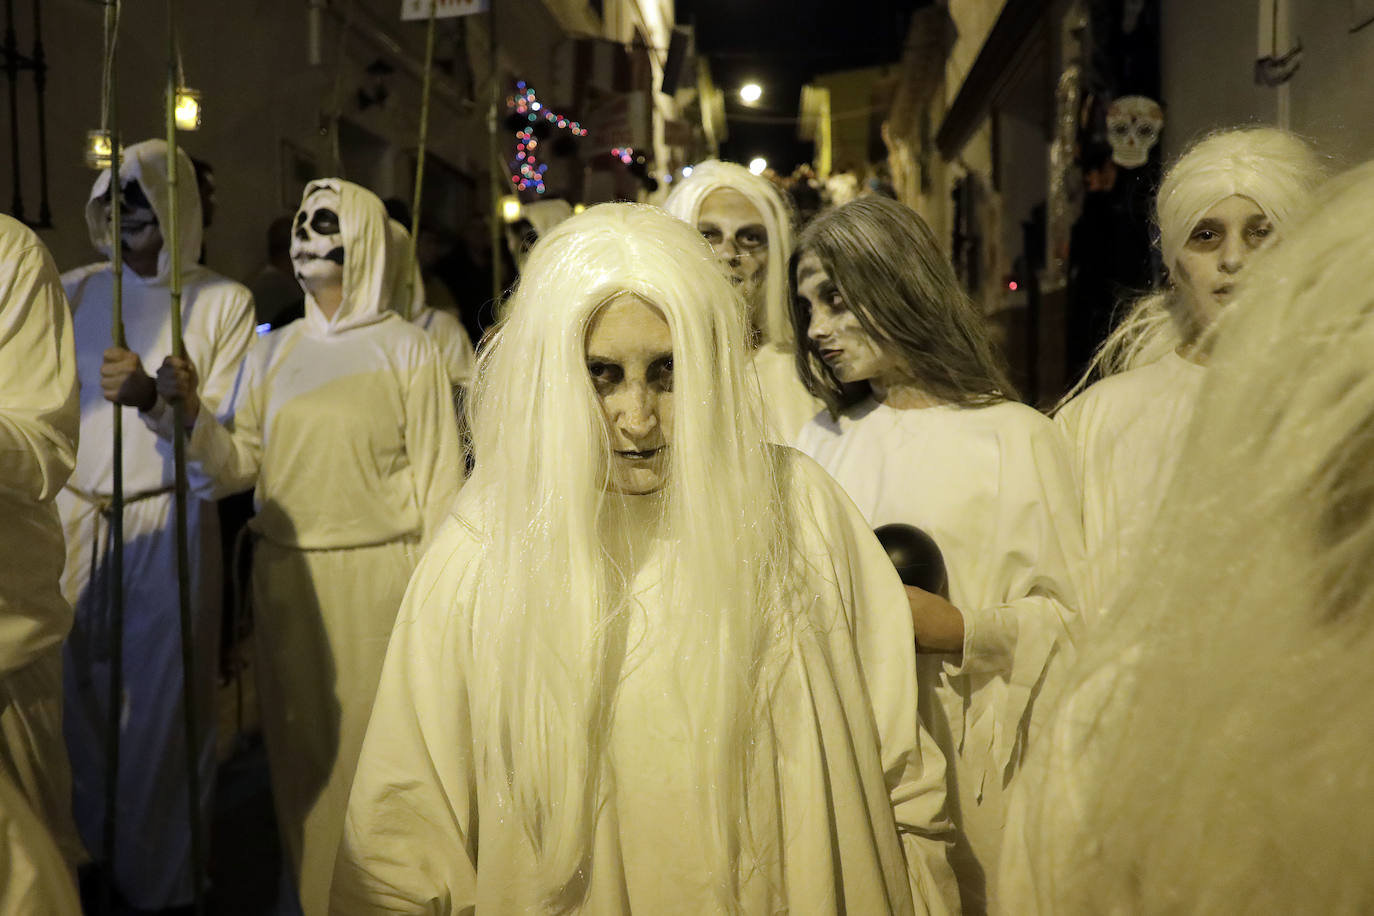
[1161,0,1374,163]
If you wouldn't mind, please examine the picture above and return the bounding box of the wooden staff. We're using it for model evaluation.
[402,0,438,320]
[163,0,205,909]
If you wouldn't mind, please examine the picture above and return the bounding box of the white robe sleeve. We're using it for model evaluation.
[791,453,960,914]
[945,418,1086,774]
[0,229,79,676]
[405,341,464,544]
[331,520,481,914]
[422,309,475,389]
[181,343,267,499]
[0,768,81,916]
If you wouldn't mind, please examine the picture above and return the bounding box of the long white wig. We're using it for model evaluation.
[663,159,797,350]
[1061,127,1326,401]
[1018,160,1374,913]
[461,203,797,910]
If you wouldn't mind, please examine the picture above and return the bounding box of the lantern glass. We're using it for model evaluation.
[174,88,203,131]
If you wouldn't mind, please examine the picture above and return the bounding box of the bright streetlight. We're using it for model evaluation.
[739,83,763,104]
[748,157,767,175]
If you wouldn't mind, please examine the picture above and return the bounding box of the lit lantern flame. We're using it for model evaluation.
[500,196,523,224]
[174,88,203,131]
[85,129,115,169]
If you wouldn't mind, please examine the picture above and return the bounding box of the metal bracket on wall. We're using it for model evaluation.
[2,0,52,227]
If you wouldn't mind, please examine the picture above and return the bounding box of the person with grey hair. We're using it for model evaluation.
[1055,127,1327,621]
[665,159,822,440]
[790,196,1085,914]
[1001,157,1374,915]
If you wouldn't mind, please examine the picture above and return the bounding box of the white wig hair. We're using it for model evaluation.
[1060,127,1327,401]
[1019,160,1374,913]
[663,159,797,349]
[462,202,798,910]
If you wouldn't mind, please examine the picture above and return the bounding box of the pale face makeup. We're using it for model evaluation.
[585,295,675,496]
[101,180,163,274]
[797,250,906,392]
[290,185,345,290]
[697,189,769,315]
[1172,194,1274,333]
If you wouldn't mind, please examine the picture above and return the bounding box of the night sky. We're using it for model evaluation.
[677,0,931,173]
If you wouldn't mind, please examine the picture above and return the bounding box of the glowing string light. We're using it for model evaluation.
[505,81,589,195]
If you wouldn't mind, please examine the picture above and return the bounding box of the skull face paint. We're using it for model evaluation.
[291,183,346,287]
[1106,96,1165,169]
[100,179,163,258]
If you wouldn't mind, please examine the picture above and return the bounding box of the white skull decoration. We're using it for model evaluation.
[103,178,161,256]
[291,182,345,287]
[1106,96,1164,169]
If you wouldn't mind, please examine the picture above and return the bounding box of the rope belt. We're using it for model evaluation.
[65,483,175,662]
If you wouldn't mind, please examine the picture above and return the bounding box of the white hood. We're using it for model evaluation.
[298,179,399,335]
[83,138,203,286]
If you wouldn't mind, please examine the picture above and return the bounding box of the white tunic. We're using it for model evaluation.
[794,399,1084,914]
[332,450,960,915]
[0,214,83,869]
[58,140,255,908]
[750,343,824,443]
[174,180,463,915]
[413,306,475,388]
[1054,351,1205,619]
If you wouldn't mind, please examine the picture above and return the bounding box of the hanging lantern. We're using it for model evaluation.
[500,196,523,223]
[85,129,116,169]
[174,87,203,131]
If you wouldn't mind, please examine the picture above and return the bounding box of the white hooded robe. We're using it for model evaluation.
[168,180,462,915]
[58,139,255,908]
[794,399,1084,914]
[331,449,959,915]
[0,214,83,869]
[1054,351,1205,620]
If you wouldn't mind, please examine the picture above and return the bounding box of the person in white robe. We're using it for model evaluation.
[387,218,476,391]
[1055,127,1327,619]
[331,202,960,915]
[665,159,823,441]
[153,178,462,915]
[61,139,255,908]
[1001,158,1374,915]
[789,197,1084,915]
[0,214,84,871]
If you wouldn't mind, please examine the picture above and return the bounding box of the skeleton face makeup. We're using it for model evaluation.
[100,179,163,258]
[291,184,345,288]
[1106,96,1164,169]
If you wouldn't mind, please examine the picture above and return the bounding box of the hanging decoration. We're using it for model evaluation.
[505,80,587,195]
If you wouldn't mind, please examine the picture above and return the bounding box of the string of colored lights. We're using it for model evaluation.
[507,81,587,195]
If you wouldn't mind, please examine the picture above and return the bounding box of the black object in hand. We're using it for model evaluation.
[874,523,949,599]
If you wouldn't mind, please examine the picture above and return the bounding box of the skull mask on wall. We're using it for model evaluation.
[291,182,345,287]
[1106,96,1165,169]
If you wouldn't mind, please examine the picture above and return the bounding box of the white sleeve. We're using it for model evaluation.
[946,418,1087,774]
[180,343,267,499]
[0,241,78,503]
[0,768,81,916]
[404,338,464,545]
[331,523,480,914]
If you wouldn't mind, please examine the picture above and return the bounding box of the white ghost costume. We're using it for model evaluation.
[165,180,462,914]
[795,399,1084,913]
[1054,351,1204,618]
[0,214,83,868]
[388,219,476,389]
[664,159,824,442]
[333,452,959,915]
[0,766,81,915]
[57,139,255,907]
[332,201,958,915]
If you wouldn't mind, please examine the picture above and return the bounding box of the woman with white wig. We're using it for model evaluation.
[789,196,1085,914]
[1000,158,1374,915]
[331,203,960,915]
[664,159,822,440]
[1056,127,1326,618]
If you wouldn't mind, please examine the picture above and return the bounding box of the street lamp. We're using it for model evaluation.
[748,157,767,175]
[739,83,762,104]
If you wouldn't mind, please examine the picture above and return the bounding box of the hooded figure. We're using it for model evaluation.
[387,218,476,390]
[152,178,462,915]
[664,160,823,441]
[58,138,255,908]
[1055,128,1327,620]
[0,766,81,914]
[1001,159,1374,916]
[332,203,960,915]
[0,214,83,871]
